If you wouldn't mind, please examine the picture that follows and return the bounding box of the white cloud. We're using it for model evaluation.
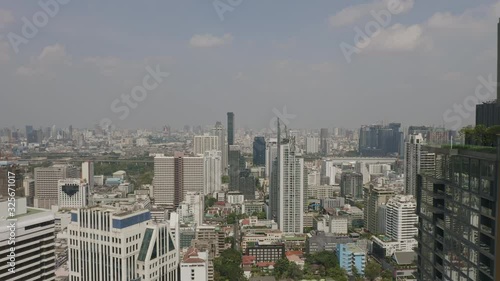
[427,12,486,30]
[360,24,432,52]
[189,33,233,48]
[17,44,72,77]
[329,0,414,27]
[0,41,10,61]
[84,56,122,76]
[0,9,14,29]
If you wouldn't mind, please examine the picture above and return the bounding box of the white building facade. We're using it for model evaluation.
[203,150,222,194]
[58,179,88,208]
[279,140,304,234]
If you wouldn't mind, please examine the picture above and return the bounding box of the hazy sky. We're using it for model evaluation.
[0,0,499,130]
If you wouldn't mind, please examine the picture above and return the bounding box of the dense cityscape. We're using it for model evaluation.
[2,1,500,281]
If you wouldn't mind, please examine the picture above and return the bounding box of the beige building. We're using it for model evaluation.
[154,153,204,208]
[35,165,78,209]
[364,185,394,234]
[193,134,219,156]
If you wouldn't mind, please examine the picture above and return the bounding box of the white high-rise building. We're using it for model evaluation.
[81,161,94,189]
[404,134,435,196]
[279,139,304,234]
[35,165,79,209]
[154,154,204,208]
[307,170,321,186]
[321,160,339,185]
[58,179,88,208]
[203,150,222,194]
[67,207,151,281]
[386,195,418,242]
[355,161,370,184]
[265,138,278,179]
[0,198,56,281]
[194,134,219,156]
[305,137,319,154]
[136,221,179,281]
[368,164,391,174]
[178,192,204,225]
[211,122,227,175]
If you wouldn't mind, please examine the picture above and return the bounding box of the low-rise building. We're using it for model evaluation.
[337,243,366,276]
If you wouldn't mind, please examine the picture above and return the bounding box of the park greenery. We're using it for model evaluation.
[214,249,245,281]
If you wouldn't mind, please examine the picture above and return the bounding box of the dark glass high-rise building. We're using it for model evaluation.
[253,136,266,166]
[416,145,500,281]
[476,19,500,127]
[228,145,240,191]
[358,124,401,156]
[320,128,329,156]
[227,112,235,146]
[239,169,256,200]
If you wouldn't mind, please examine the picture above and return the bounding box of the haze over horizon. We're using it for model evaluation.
[0,0,499,130]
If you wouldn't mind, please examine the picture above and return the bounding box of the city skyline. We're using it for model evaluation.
[0,1,499,129]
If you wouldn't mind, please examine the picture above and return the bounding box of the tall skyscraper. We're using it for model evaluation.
[253,136,266,166]
[212,121,228,175]
[239,169,256,200]
[228,145,241,191]
[278,138,304,234]
[385,195,417,242]
[364,185,394,234]
[227,112,234,146]
[340,172,363,200]
[203,150,222,194]
[154,153,204,208]
[359,124,402,156]
[320,128,329,156]
[193,134,219,156]
[416,145,500,281]
[81,161,94,190]
[58,179,88,208]
[306,136,319,154]
[25,125,34,143]
[0,198,56,281]
[404,134,435,196]
[321,160,339,185]
[67,207,153,280]
[265,138,278,179]
[34,164,78,209]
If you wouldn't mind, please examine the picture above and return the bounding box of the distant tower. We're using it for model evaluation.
[320,128,329,156]
[211,122,227,175]
[227,112,234,146]
[278,136,304,234]
[252,136,266,166]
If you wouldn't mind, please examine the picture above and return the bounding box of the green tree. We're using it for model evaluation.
[214,249,245,281]
[327,267,348,281]
[205,197,217,209]
[287,262,303,280]
[273,258,290,279]
[221,175,229,184]
[365,260,383,281]
[381,269,393,281]
[251,211,267,220]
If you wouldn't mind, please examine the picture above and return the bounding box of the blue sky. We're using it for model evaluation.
[0,0,499,130]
